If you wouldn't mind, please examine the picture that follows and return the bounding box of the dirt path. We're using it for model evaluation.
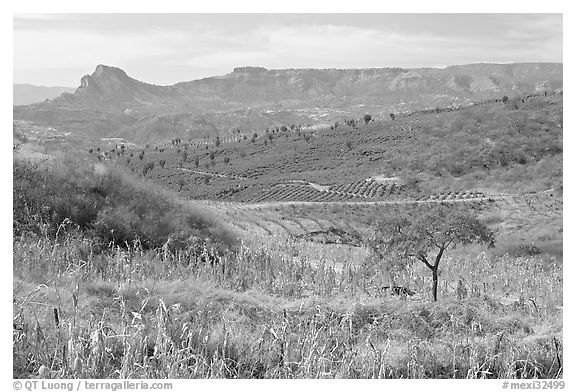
[192,188,556,212]
[220,194,506,210]
[180,168,247,180]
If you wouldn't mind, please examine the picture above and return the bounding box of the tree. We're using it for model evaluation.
[372,204,495,301]
[177,178,186,191]
[502,95,509,104]
[389,113,396,121]
[142,161,155,176]
[363,114,372,124]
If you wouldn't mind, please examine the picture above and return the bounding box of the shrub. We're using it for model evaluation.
[13,158,237,251]
[142,161,155,176]
[511,244,543,257]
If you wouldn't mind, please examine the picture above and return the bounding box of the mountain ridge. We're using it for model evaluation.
[14,62,563,144]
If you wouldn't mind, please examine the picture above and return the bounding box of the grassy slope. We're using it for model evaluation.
[13,155,239,250]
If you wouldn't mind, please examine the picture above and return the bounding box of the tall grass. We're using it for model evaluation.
[13,234,562,379]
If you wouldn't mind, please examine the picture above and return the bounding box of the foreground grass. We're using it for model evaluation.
[13,234,562,379]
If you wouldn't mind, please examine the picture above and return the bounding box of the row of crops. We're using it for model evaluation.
[412,191,486,201]
[244,184,364,203]
[241,179,411,203]
[329,180,405,199]
[238,183,494,204]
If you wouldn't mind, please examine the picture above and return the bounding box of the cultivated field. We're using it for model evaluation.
[13,93,563,379]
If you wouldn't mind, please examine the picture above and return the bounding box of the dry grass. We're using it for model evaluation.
[13,234,562,379]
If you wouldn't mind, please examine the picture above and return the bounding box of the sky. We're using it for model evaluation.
[13,13,563,87]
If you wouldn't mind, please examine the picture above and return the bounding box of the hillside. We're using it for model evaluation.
[13,63,562,144]
[98,92,560,200]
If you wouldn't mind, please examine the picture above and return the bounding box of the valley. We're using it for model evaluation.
[12,63,563,380]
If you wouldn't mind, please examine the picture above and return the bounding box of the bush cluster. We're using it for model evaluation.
[13,158,237,251]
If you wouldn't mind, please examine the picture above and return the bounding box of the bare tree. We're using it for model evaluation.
[372,204,495,301]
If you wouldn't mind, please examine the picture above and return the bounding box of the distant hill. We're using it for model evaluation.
[13,84,76,106]
[13,63,562,144]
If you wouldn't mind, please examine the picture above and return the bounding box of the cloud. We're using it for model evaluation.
[13,14,563,86]
[14,29,188,70]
